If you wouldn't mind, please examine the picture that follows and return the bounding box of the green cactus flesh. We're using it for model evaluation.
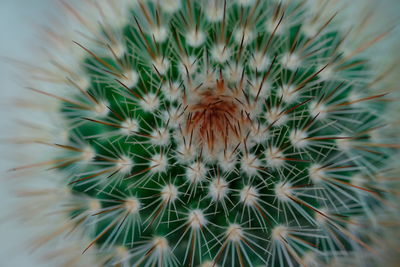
[46,0,393,266]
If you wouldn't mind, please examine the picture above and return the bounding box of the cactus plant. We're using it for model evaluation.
[8,0,399,266]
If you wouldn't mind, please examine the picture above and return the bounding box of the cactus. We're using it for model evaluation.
[9,0,399,266]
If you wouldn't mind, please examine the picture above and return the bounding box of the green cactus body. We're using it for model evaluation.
[12,0,399,266]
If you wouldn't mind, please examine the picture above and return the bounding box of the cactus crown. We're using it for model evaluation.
[18,0,397,266]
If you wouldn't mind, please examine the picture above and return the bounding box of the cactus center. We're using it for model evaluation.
[185,75,250,155]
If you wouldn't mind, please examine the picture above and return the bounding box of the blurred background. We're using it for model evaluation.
[0,0,398,266]
[0,1,58,266]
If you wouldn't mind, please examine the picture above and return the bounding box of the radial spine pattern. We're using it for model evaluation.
[11,0,400,266]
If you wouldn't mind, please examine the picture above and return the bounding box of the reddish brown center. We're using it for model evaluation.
[185,78,247,153]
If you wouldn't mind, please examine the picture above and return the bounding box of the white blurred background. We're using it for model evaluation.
[0,0,398,266]
[0,1,58,266]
